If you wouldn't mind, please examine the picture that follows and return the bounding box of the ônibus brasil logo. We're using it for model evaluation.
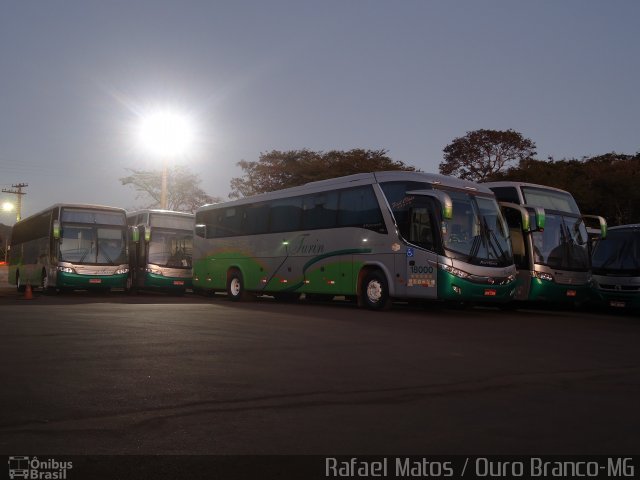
[8,456,73,479]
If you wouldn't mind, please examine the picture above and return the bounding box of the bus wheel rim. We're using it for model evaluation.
[230,278,241,296]
[367,280,383,303]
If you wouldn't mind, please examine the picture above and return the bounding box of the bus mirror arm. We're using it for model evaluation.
[582,215,607,240]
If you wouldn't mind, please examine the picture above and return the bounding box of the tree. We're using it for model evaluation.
[229,149,416,198]
[120,165,220,213]
[440,129,536,182]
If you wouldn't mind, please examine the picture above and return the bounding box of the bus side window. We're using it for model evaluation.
[491,187,520,204]
[409,207,435,251]
[302,191,339,230]
[243,203,270,235]
[338,186,387,234]
[269,198,303,233]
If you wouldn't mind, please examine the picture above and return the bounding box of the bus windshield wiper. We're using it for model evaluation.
[467,225,482,263]
[482,216,506,260]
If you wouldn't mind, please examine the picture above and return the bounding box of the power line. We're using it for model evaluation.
[2,183,28,222]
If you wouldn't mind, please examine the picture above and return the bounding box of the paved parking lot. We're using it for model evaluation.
[1,280,638,455]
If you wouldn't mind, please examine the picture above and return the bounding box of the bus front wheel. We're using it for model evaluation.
[227,269,247,301]
[361,270,391,310]
[41,269,53,294]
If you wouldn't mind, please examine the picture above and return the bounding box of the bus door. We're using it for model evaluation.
[499,202,544,301]
[399,196,440,300]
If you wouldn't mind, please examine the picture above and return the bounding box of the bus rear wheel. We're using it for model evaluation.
[227,269,247,301]
[361,270,391,310]
[16,272,26,293]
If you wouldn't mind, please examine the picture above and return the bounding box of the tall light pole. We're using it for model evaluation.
[137,110,194,210]
[1,201,15,262]
[2,183,27,221]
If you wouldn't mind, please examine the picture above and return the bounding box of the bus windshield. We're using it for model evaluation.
[148,229,193,268]
[442,191,512,267]
[522,186,580,214]
[532,213,589,271]
[59,225,127,265]
[592,230,640,275]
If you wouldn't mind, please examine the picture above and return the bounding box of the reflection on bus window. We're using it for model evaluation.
[59,226,126,264]
[148,229,193,268]
[532,213,589,270]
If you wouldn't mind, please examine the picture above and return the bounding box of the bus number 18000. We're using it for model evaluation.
[410,266,433,274]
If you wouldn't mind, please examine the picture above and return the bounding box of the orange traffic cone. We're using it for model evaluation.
[24,282,33,300]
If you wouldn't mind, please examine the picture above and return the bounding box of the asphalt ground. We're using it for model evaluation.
[0,267,639,456]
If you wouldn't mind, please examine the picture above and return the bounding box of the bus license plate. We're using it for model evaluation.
[484,289,497,296]
[566,290,577,297]
[610,301,626,308]
[89,279,102,284]
[173,280,185,286]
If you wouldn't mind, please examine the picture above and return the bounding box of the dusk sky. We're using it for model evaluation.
[1,0,638,224]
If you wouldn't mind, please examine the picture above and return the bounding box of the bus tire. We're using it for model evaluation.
[125,274,137,294]
[41,269,53,294]
[361,270,391,310]
[16,271,26,293]
[227,269,247,301]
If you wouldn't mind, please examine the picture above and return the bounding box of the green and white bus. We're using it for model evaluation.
[486,182,606,304]
[590,224,640,312]
[127,209,194,293]
[193,171,517,309]
[8,204,129,292]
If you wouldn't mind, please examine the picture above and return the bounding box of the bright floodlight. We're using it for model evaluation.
[2,202,14,212]
[137,109,195,157]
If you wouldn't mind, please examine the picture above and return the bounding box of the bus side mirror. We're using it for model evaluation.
[131,226,140,244]
[195,224,207,238]
[441,198,453,220]
[144,226,151,243]
[534,207,545,231]
[583,215,607,240]
[405,189,453,220]
[52,220,61,239]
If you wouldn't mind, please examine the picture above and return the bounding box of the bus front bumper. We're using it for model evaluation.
[437,270,516,303]
[56,271,128,289]
[591,288,640,311]
[144,272,192,290]
[528,278,590,304]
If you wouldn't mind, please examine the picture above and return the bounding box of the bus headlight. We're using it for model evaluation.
[532,271,554,282]
[146,267,163,276]
[57,266,76,274]
[439,264,470,279]
[114,267,129,275]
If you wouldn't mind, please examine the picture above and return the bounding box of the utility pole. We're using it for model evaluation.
[2,183,28,222]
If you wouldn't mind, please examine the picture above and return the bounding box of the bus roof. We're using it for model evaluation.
[127,209,194,218]
[14,203,127,225]
[483,181,571,196]
[197,171,494,211]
